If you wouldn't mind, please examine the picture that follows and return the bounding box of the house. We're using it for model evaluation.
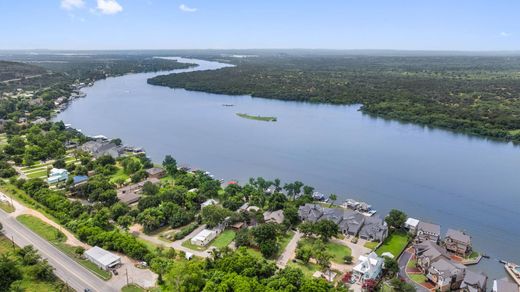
[201,199,218,209]
[416,221,441,243]
[31,117,47,124]
[352,252,384,283]
[117,178,160,205]
[493,277,519,292]
[80,140,123,158]
[190,229,217,246]
[320,208,345,224]
[405,217,420,234]
[231,222,245,230]
[84,246,121,271]
[358,216,388,242]
[444,229,471,256]
[414,240,448,272]
[145,167,165,179]
[72,175,89,186]
[265,185,277,195]
[263,210,285,224]
[460,269,487,292]
[47,168,69,184]
[298,203,324,222]
[338,211,366,237]
[426,257,466,291]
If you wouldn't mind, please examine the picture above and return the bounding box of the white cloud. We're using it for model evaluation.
[179,4,197,12]
[500,32,512,37]
[61,0,85,10]
[97,0,123,14]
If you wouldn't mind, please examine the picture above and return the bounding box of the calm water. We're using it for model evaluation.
[56,58,519,280]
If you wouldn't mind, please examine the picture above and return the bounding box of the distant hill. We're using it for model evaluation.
[0,60,48,82]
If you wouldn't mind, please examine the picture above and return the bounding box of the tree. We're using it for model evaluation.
[329,193,337,207]
[252,223,279,258]
[162,155,177,176]
[314,220,339,242]
[142,181,159,196]
[53,158,66,169]
[385,209,407,230]
[117,215,134,230]
[0,255,22,290]
[137,207,165,233]
[383,257,399,277]
[295,243,313,263]
[30,259,55,281]
[201,205,229,228]
[343,255,353,264]
[235,229,251,247]
[389,277,416,292]
[283,206,299,226]
[17,245,41,265]
[150,257,170,284]
[298,221,316,237]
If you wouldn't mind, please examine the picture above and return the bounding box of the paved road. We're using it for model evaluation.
[276,231,301,268]
[398,249,429,292]
[0,210,117,292]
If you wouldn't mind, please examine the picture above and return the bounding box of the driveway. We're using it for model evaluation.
[276,231,301,268]
[398,249,429,292]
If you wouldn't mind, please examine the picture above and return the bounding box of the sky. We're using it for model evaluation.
[1,0,519,51]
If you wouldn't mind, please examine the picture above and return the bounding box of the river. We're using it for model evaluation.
[55,57,520,281]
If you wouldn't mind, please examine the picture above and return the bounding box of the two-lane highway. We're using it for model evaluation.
[0,209,117,292]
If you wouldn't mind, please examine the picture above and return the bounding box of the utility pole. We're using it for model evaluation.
[11,235,15,251]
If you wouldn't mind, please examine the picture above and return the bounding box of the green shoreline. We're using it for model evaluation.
[236,113,277,122]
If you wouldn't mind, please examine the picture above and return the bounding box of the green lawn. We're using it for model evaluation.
[364,241,379,250]
[17,214,65,242]
[0,235,15,254]
[17,214,111,280]
[409,273,427,284]
[110,167,130,184]
[325,241,352,263]
[0,201,15,213]
[122,284,146,292]
[287,261,320,277]
[466,250,480,259]
[375,231,410,258]
[212,230,236,249]
[407,258,417,268]
[299,238,351,263]
[26,169,48,179]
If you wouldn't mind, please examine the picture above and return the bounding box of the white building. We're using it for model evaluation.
[201,199,218,209]
[190,229,217,246]
[352,252,384,283]
[404,217,420,234]
[84,246,121,271]
[47,168,69,184]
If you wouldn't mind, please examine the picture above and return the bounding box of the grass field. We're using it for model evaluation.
[408,273,427,284]
[0,201,15,213]
[375,231,410,258]
[299,238,351,263]
[122,284,145,292]
[287,261,320,277]
[407,258,417,268]
[364,241,379,250]
[212,230,236,249]
[17,214,112,280]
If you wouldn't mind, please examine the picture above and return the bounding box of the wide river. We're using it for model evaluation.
[56,57,519,280]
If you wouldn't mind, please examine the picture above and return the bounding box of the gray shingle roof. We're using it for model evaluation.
[418,221,441,235]
[445,229,471,244]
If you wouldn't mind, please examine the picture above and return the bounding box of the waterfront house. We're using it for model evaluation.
[298,203,324,222]
[460,269,487,292]
[352,252,384,283]
[414,240,448,272]
[80,140,123,159]
[358,216,389,242]
[338,211,366,237]
[145,167,166,179]
[190,229,217,246]
[444,229,471,256]
[426,257,466,291]
[416,221,441,243]
[47,168,69,184]
[405,217,420,234]
[263,210,285,224]
[117,178,160,205]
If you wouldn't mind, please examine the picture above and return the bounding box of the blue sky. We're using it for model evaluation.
[1,0,519,50]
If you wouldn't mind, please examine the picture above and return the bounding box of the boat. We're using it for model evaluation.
[222,104,235,107]
[341,198,377,216]
[504,262,520,286]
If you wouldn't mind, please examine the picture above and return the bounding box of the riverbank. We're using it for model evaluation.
[55,57,520,282]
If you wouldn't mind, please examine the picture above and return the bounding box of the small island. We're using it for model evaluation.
[236,113,277,122]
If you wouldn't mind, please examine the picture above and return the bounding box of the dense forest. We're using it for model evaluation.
[149,54,520,144]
